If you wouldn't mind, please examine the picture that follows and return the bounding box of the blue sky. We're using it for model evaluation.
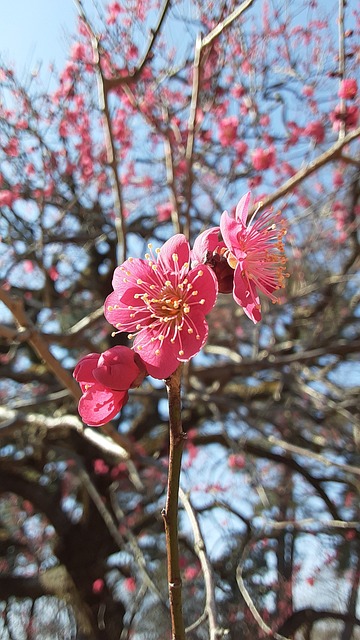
[0,0,77,75]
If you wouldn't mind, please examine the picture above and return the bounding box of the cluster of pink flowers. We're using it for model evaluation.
[73,346,147,426]
[74,193,288,425]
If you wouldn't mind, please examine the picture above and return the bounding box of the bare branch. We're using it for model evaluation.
[254,126,360,213]
[180,488,226,639]
[201,0,256,49]
[236,546,291,640]
[0,288,81,400]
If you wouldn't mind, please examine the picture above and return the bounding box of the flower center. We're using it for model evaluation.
[138,282,190,323]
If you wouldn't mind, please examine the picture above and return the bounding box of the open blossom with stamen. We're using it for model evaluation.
[73,346,147,426]
[220,192,288,323]
[104,234,218,379]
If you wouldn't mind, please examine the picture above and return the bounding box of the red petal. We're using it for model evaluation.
[78,385,128,426]
[187,264,218,314]
[73,353,100,383]
[157,234,190,272]
[93,346,142,390]
[233,265,261,323]
[235,192,251,224]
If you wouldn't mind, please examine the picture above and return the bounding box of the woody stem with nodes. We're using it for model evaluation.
[163,364,186,640]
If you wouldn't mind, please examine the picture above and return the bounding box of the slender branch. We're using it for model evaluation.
[0,288,81,401]
[163,365,186,640]
[337,0,346,140]
[109,483,169,611]
[91,33,127,263]
[201,0,256,49]
[195,337,360,383]
[277,608,360,638]
[340,153,360,167]
[101,0,172,91]
[180,488,226,639]
[236,544,290,640]
[267,435,360,478]
[184,33,202,240]
[182,0,255,239]
[163,128,182,234]
[253,126,360,213]
[261,517,359,532]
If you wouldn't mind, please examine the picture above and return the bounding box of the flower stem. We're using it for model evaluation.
[163,364,186,640]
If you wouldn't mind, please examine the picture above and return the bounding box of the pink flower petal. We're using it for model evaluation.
[191,227,222,265]
[157,234,190,272]
[220,210,240,252]
[233,265,261,323]
[235,192,251,224]
[93,346,144,390]
[177,312,208,359]
[78,384,128,426]
[73,353,100,384]
[104,290,149,331]
[187,264,218,314]
[112,258,153,294]
[141,350,179,379]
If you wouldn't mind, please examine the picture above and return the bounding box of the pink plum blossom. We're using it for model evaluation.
[105,234,218,378]
[156,202,173,222]
[338,79,358,100]
[218,116,239,146]
[234,140,248,160]
[302,85,314,97]
[4,138,19,158]
[0,190,16,207]
[73,346,146,426]
[251,146,276,171]
[330,104,359,131]
[106,2,122,25]
[219,192,288,323]
[303,121,325,144]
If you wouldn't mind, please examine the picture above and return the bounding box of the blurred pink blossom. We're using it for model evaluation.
[303,120,325,144]
[338,78,358,100]
[252,146,276,170]
[218,116,239,146]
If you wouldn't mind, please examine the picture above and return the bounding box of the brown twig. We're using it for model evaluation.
[337,0,346,140]
[180,488,226,639]
[236,541,291,640]
[101,0,172,91]
[253,126,360,213]
[267,435,360,478]
[0,288,81,401]
[201,0,256,49]
[0,288,134,455]
[91,33,127,263]
[182,0,255,239]
[163,124,182,235]
[184,33,202,240]
[163,365,186,639]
